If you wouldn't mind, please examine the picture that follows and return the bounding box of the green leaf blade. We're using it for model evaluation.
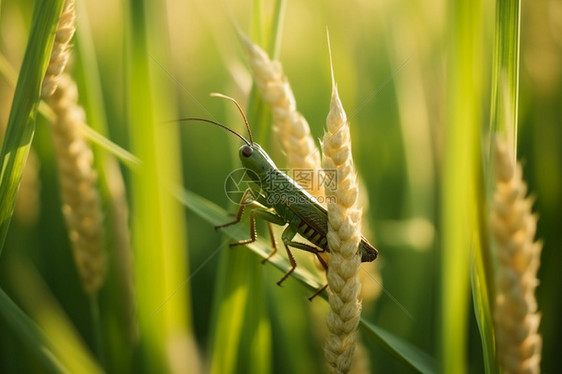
[0,0,66,256]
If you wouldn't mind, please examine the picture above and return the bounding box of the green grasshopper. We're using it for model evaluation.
[186,94,378,293]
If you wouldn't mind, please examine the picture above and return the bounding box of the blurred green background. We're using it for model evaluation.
[0,0,560,373]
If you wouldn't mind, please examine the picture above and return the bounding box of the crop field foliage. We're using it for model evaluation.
[0,0,560,373]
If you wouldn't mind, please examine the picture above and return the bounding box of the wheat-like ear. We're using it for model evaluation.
[41,0,75,98]
[492,136,542,374]
[240,34,324,198]
[48,73,106,294]
[322,74,362,373]
[41,0,106,295]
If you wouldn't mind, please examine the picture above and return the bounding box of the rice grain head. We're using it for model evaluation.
[40,0,106,295]
[240,34,324,199]
[41,0,75,98]
[48,73,106,295]
[322,80,362,374]
[492,136,542,374]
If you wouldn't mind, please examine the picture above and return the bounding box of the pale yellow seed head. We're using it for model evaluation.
[240,34,324,198]
[49,74,106,295]
[492,136,542,374]
[41,0,76,98]
[322,75,363,374]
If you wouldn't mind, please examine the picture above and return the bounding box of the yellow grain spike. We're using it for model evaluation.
[240,34,324,199]
[322,73,362,373]
[48,74,106,295]
[41,0,75,98]
[492,136,542,374]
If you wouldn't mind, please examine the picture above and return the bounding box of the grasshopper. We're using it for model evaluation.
[186,94,378,294]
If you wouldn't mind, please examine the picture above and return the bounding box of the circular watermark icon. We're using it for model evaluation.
[224,168,262,204]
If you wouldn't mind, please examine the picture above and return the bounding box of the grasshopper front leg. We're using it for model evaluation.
[277,226,329,300]
[216,189,285,260]
[215,189,263,230]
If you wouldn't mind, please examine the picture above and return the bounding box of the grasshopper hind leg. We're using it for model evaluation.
[308,254,329,301]
[276,225,329,300]
[307,284,328,302]
[277,226,327,284]
[261,222,278,264]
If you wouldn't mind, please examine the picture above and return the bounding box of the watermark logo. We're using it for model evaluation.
[224,168,338,206]
[224,168,261,204]
[271,168,338,194]
[265,192,336,206]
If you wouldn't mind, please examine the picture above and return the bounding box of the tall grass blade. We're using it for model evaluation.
[125,0,191,372]
[471,164,499,374]
[489,0,521,155]
[207,234,252,374]
[0,0,65,255]
[472,1,523,373]
[441,0,484,372]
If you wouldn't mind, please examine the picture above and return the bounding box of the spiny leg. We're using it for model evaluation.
[225,205,285,249]
[228,207,258,247]
[261,222,278,264]
[307,284,328,302]
[316,253,329,270]
[277,231,329,299]
[215,189,256,230]
[307,253,329,301]
[276,226,325,286]
[276,226,298,285]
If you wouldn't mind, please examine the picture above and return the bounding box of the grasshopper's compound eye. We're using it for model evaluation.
[241,145,253,158]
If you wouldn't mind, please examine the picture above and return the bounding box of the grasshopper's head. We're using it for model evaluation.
[178,93,277,185]
[238,143,277,182]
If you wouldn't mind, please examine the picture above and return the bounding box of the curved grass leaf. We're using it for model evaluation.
[360,319,437,374]
[0,0,65,255]
[1,283,102,373]
[8,262,104,374]
[0,288,69,374]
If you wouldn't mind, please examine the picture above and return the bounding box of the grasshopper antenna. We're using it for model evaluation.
[176,117,252,147]
[210,93,254,145]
